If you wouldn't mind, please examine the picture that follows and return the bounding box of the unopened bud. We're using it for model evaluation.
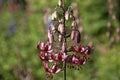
[50,24,56,31]
[48,30,54,43]
[58,24,65,34]
[41,42,45,49]
[58,0,63,7]
[75,30,81,43]
[51,11,57,20]
[72,21,77,29]
[71,30,75,40]
[65,11,70,20]
[59,34,63,42]
[62,42,67,52]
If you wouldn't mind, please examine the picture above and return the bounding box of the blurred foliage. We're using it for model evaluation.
[0,0,120,80]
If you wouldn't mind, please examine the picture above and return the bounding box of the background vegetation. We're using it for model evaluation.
[0,0,120,80]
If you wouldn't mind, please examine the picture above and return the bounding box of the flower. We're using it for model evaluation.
[66,55,87,67]
[37,0,93,78]
[71,44,92,55]
[37,41,68,78]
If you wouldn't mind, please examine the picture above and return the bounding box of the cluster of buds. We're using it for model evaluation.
[37,0,93,79]
[71,2,90,41]
[106,0,120,47]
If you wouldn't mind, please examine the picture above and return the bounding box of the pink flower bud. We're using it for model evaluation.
[51,11,58,20]
[71,30,75,40]
[71,56,76,63]
[48,30,51,37]
[48,30,54,43]
[59,34,63,42]
[62,42,67,52]
[48,44,52,51]
[71,21,77,29]
[58,24,65,34]
[41,42,45,49]
[50,24,56,31]
[65,11,70,20]
[74,30,81,43]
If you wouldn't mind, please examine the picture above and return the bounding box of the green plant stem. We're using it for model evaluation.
[63,61,66,80]
[63,0,66,79]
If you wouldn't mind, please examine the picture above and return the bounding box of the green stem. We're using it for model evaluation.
[63,61,66,80]
[63,0,66,80]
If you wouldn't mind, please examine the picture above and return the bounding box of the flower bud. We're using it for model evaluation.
[37,41,45,50]
[51,11,57,20]
[71,21,77,29]
[74,30,81,43]
[58,0,63,7]
[48,30,54,43]
[59,34,63,42]
[62,42,67,52]
[41,42,45,50]
[70,14,72,18]
[51,24,55,30]
[58,24,65,34]
[71,30,75,40]
[65,11,70,20]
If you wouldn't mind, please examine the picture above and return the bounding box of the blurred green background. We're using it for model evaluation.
[0,0,120,80]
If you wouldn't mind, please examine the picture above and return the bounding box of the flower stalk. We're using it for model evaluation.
[37,0,93,79]
[62,1,67,79]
